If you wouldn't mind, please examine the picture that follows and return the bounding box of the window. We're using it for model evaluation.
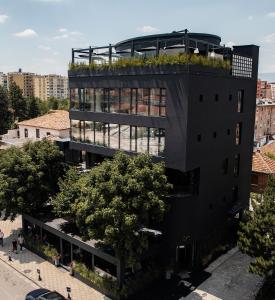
[95,122,108,146]
[197,134,202,142]
[160,88,166,117]
[85,121,94,144]
[215,94,219,102]
[229,94,233,101]
[79,88,85,111]
[227,129,231,135]
[213,131,217,138]
[85,88,94,111]
[95,88,107,112]
[137,88,150,115]
[24,128,28,138]
[71,120,81,142]
[130,126,137,152]
[131,88,138,114]
[46,132,51,136]
[120,88,131,114]
[234,154,240,177]
[109,89,120,113]
[222,158,229,174]
[149,127,160,156]
[120,125,130,151]
[36,129,40,138]
[235,123,242,145]
[136,127,148,153]
[70,88,79,110]
[199,94,203,102]
[237,90,244,112]
[150,88,160,116]
[109,123,119,149]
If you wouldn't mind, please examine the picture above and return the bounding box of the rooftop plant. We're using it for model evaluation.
[69,53,231,72]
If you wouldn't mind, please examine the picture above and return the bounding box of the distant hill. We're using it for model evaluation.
[258,73,275,82]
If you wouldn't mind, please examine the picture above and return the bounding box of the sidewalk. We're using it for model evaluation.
[0,216,105,300]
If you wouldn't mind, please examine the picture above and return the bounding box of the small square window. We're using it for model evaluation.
[213,132,217,138]
[215,94,219,102]
[197,134,202,142]
[199,94,203,102]
[229,94,233,101]
[227,129,231,135]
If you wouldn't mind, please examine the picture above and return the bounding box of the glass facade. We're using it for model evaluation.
[70,88,167,117]
[71,120,165,157]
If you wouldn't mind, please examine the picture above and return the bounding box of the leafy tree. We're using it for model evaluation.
[0,140,66,219]
[48,97,59,110]
[238,176,275,277]
[52,152,172,269]
[27,97,40,119]
[0,86,11,134]
[8,81,27,122]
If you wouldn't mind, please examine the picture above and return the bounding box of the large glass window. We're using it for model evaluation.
[85,88,94,111]
[95,88,108,112]
[120,88,131,114]
[149,128,159,156]
[120,125,131,151]
[95,122,108,146]
[236,122,242,145]
[159,128,165,156]
[150,88,160,116]
[70,88,79,110]
[160,89,166,117]
[137,88,150,115]
[79,88,85,111]
[71,120,81,142]
[130,126,137,152]
[131,88,137,114]
[136,127,148,153]
[109,123,119,149]
[109,89,120,113]
[85,121,94,144]
[237,90,244,113]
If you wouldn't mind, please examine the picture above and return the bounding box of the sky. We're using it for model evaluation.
[0,0,275,79]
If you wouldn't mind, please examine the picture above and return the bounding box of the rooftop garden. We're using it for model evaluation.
[69,53,231,72]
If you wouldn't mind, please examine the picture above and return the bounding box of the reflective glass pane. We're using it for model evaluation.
[149,128,159,156]
[120,125,131,151]
[160,89,166,117]
[109,89,120,113]
[85,88,94,111]
[79,88,85,111]
[137,88,149,116]
[150,89,160,116]
[159,128,165,156]
[85,121,94,144]
[109,123,119,149]
[131,89,137,114]
[71,120,81,142]
[95,88,108,112]
[130,126,137,152]
[136,127,148,153]
[120,88,131,114]
[95,122,108,146]
[70,89,79,110]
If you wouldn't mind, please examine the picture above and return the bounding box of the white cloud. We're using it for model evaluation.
[14,29,38,38]
[262,33,275,43]
[267,12,275,18]
[71,30,83,36]
[53,33,69,40]
[52,29,83,40]
[137,25,159,34]
[0,14,9,24]
[58,28,67,33]
[38,45,51,51]
[248,16,253,21]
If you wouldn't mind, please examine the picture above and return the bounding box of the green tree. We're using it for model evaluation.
[0,86,11,134]
[8,82,27,122]
[48,97,59,110]
[0,140,66,219]
[238,176,275,277]
[27,97,40,119]
[58,98,69,111]
[53,152,172,269]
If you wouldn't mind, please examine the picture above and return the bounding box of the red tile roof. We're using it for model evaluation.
[252,151,275,174]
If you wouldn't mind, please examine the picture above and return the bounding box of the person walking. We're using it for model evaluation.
[12,238,17,254]
[18,234,24,252]
[0,230,4,247]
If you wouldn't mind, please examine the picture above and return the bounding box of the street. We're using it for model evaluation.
[0,258,39,300]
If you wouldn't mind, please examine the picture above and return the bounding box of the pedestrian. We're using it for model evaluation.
[0,229,4,247]
[69,260,75,276]
[18,234,24,251]
[12,238,17,254]
[54,254,61,267]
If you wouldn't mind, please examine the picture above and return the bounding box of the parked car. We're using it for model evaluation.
[25,289,66,300]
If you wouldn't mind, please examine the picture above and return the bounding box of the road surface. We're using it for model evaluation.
[0,258,39,300]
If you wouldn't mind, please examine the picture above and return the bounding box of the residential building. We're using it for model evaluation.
[7,69,34,98]
[254,99,275,145]
[0,72,8,89]
[270,82,275,99]
[256,80,272,99]
[34,74,69,101]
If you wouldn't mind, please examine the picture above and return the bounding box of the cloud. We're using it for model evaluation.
[14,29,38,38]
[262,33,275,43]
[267,12,275,18]
[38,45,51,51]
[53,33,69,40]
[137,25,159,34]
[248,16,253,21]
[52,29,83,40]
[0,14,9,24]
[58,28,67,33]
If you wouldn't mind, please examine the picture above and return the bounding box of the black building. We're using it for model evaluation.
[68,31,259,272]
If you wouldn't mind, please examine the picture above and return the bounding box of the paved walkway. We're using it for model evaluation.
[0,216,105,300]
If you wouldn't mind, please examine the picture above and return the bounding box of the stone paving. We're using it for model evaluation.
[0,216,105,300]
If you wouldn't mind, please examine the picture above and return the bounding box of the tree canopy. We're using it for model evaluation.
[52,152,172,268]
[0,140,66,219]
[0,86,11,134]
[238,176,275,277]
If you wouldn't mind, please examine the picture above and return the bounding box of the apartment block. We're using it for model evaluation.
[7,69,34,98]
[257,79,272,99]
[0,72,8,90]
